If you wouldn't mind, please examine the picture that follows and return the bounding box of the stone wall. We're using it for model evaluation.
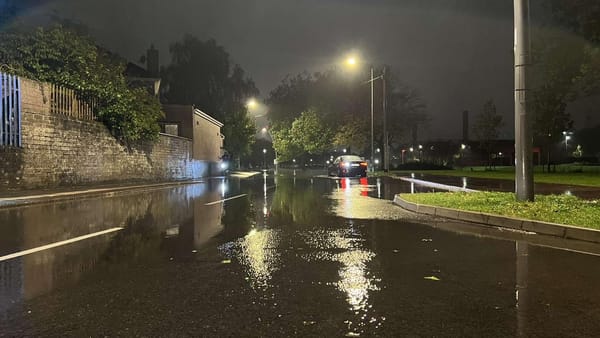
[0,78,212,190]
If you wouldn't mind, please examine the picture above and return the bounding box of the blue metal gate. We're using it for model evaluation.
[0,72,21,147]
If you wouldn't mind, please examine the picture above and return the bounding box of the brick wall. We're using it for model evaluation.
[0,78,213,190]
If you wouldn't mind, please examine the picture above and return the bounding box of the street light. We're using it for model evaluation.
[247,98,257,109]
[263,148,267,170]
[261,127,279,174]
[563,131,573,153]
[344,55,387,172]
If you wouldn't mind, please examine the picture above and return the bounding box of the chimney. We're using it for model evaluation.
[146,44,159,78]
[462,110,469,142]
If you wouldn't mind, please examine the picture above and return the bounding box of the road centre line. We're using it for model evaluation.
[204,194,247,206]
[0,227,123,262]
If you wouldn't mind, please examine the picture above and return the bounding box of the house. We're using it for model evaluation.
[162,104,224,164]
[124,45,161,97]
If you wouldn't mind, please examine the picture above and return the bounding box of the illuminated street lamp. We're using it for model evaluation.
[247,98,257,109]
[562,131,573,153]
[263,148,267,170]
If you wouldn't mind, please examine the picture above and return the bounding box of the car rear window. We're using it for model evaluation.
[341,156,362,162]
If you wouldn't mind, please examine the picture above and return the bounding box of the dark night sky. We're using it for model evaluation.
[8,0,597,140]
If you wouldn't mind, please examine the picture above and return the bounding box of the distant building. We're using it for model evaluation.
[161,104,224,163]
[124,45,161,96]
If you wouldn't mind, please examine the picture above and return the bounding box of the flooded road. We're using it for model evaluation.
[2,174,600,337]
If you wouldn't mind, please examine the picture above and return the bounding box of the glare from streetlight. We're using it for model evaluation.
[261,127,267,134]
[247,98,257,109]
[346,56,357,66]
[263,148,267,154]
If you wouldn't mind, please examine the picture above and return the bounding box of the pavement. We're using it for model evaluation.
[0,180,207,209]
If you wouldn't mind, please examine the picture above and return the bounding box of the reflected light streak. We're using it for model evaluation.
[335,249,378,312]
[220,179,227,198]
[237,229,280,290]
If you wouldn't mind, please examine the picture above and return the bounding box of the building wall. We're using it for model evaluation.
[0,78,212,190]
[192,111,223,162]
[163,104,193,139]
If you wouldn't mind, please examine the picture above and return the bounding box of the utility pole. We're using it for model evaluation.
[370,68,374,171]
[382,66,389,172]
[514,0,534,201]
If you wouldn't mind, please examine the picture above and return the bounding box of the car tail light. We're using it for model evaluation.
[360,162,367,166]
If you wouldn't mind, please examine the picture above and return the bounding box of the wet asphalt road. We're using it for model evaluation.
[2,173,600,337]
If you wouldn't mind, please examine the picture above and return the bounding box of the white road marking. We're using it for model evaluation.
[204,194,247,206]
[0,227,123,262]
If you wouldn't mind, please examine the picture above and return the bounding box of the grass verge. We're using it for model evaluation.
[383,167,600,187]
[400,191,600,230]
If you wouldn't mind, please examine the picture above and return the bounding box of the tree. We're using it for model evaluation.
[161,35,258,162]
[221,110,256,165]
[333,118,369,155]
[270,110,333,162]
[290,109,333,155]
[384,76,429,146]
[472,99,503,169]
[0,26,163,142]
[266,67,427,160]
[545,0,600,44]
[530,30,586,170]
[271,124,302,162]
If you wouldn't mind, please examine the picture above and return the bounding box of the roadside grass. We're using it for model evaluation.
[400,191,600,230]
[377,165,600,187]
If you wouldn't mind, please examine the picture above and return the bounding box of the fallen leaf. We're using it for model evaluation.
[424,276,441,281]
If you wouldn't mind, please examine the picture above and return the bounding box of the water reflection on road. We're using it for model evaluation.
[1,175,600,336]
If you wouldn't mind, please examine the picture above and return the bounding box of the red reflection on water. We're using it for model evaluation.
[340,177,348,189]
[360,177,368,196]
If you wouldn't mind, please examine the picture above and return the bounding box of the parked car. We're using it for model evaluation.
[328,155,367,177]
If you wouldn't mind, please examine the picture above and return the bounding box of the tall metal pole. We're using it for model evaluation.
[370,67,374,171]
[382,67,389,172]
[514,0,534,201]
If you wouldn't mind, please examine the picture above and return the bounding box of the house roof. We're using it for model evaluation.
[125,62,151,78]
[194,109,224,128]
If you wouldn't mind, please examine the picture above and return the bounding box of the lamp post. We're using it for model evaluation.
[345,57,387,172]
[262,148,267,170]
[261,127,278,174]
[514,0,534,201]
[562,131,572,153]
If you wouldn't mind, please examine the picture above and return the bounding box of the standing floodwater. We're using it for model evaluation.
[1,175,600,336]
